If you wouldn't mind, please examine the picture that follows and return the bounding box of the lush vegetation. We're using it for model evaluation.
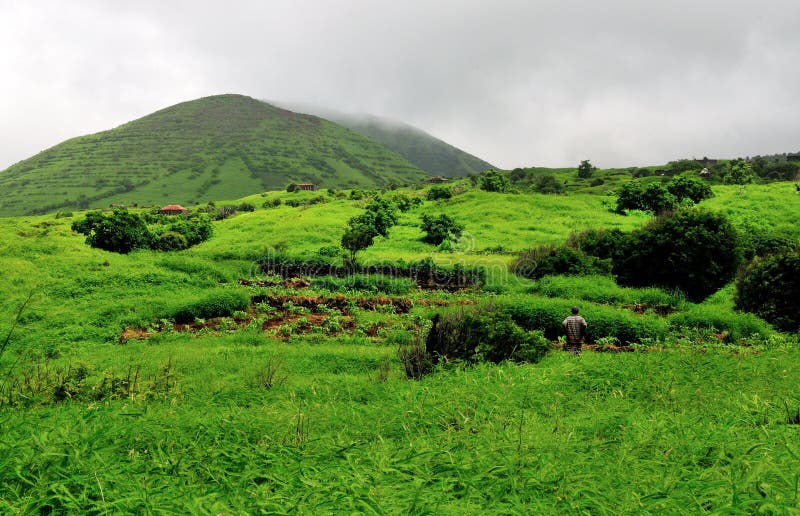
[295,108,495,177]
[0,95,428,216]
[1,179,799,512]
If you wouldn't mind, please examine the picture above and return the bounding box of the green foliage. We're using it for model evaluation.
[71,209,152,254]
[313,110,494,178]
[577,159,596,179]
[169,289,250,324]
[311,274,415,295]
[533,174,564,194]
[666,174,714,203]
[529,275,685,309]
[668,304,772,342]
[566,228,628,260]
[615,181,677,214]
[613,209,741,302]
[499,296,669,345]
[724,159,756,184]
[735,249,800,332]
[341,197,399,263]
[512,245,610,280]
[419,213,464,245]
[262,197,282,208]
[154,231,189,251]
[667,159,701,173]
[426,305,550,365]
[427,185,453,201]
[0,94,427,216]
[286,183,299,192]
[479,170,511,193]
[390,193,422,211]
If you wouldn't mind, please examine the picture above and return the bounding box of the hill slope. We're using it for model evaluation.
[274,102,494,177]
[0,94,429,215]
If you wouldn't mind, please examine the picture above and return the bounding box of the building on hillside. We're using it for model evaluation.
[297,183,318,191]
[159,204,189,215]
[787,154,800,162]
[426,176,450,184]
[694,157,718,167]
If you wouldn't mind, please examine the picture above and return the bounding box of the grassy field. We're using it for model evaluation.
[1,181,799,512]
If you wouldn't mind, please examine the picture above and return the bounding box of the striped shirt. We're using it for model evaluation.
[563,315,587,344]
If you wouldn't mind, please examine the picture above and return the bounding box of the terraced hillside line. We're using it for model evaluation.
[0,94,429,215]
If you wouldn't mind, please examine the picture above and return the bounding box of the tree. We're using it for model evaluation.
[479,170,511,193]
[340,197,399,264]
[735,249,800,332]
[420,213,464,245]
[427,186,453,201]
[724,160,755,185]
[341,222,378,264]
[615,181,677,214]
[534,174,564,194]
[72,209,152,254]
[577,159,596,179]
[612,209,740,302]
[666,174,714,204]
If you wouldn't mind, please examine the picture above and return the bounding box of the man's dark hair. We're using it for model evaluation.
[571,306,579,315]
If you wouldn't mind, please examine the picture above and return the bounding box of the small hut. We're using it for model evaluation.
[297,183,318,191]
[159,204,189,215]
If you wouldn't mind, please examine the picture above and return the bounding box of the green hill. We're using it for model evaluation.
[275,102,494,177]
[0,94,429,216]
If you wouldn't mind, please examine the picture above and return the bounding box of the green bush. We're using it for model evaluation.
[668,305,772,342]
[613,209,740,302]
[512,245,610,280]
[420,213,464,245]
[311,274,415,295]
[566,228,628,260]
[426,305,550,364]
[497,296,668,345]
[427,186,453,201]
[154,231,189,251]
[666,174,714,204]
[528,275,684,308]
[735,249,800,332]
[170,289,251,324]
[479,170,511,193]
[71,209,152,254]
[615,181,677,214]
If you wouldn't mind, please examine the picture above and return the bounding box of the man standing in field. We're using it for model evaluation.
[563,306,587,354]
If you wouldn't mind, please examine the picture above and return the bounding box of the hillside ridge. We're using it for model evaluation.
[0,94,428,216]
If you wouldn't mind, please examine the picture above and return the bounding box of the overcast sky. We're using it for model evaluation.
[2,0,800,171]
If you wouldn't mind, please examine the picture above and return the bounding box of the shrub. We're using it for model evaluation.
[668,305,772,342]
[612,209,741,302]
[724,160,756,185]
[170,289,251,324]
[534,175,564,194]
[154,231,189,251]
[498,297,668,345]
[566,228,628,260]
[420,213,464,245]
[735,249,800,332]
[213,206,237,220]
[479,170,511,193]
[426,305,550,365]
[237,202,256,212]
[666,174,713,204]
[311,274,415,295]
[615,181,677,214]
[512,245,610,280]
[427,186,453,201]
[262,198,282,208]
[577,159,596,179]
[391,193,422,212]
[71,209,152,254]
